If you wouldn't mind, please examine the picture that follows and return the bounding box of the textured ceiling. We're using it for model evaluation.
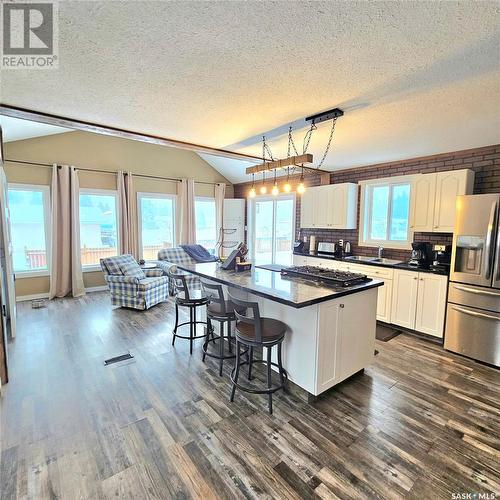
[1,1,499,183]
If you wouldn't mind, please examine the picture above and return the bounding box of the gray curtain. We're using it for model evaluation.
[49,165,85,298]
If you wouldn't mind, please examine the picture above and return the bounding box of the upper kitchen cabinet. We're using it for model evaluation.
[434,170,474,232]
[409,169,474,233]
[300,183,358,229]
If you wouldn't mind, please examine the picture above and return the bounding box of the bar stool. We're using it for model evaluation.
[228,293,288,414]
[169,269,208,355]
[200,279,246,376]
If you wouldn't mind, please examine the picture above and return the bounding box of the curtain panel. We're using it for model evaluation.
[177,178,196,245]
[117,171,138,258]
[215,182,226,249]
[49,165,85,298]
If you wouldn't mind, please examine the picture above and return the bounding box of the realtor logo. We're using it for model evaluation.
[2,2,58,69]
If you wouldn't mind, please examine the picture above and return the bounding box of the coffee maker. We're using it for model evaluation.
[408,242,432,267]
[430,244,452,272]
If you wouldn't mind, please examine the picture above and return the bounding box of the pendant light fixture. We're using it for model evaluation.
[248,174,256,198]
[260,171,267,195]
[297,166,305,194]
[283,167,291,193]
[271,169,279,196]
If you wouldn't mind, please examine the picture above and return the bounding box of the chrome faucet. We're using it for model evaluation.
[378,246,384,259]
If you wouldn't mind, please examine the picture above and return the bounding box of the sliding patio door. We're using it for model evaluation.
[249,194,295,266]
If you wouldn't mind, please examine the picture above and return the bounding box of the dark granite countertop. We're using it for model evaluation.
[293,252,449,276]
[176,262,383,309]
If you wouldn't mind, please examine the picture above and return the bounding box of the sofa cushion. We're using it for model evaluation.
[120,258,146,279]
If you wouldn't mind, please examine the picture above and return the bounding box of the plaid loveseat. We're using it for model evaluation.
[100,254,169,310]
[157,247,201,293]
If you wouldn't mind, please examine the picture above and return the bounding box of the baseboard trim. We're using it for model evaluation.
[16,292,50,302]
[16,286,108,302]
[85,286,108,293]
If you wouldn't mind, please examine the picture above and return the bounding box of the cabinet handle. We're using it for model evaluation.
[413,277,417,280]
[420,278,423,281]
[339,304,344,308]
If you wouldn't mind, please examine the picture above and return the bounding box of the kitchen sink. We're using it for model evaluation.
[344,255,403,265]
[370,257,404,265]
[344,255,376,263]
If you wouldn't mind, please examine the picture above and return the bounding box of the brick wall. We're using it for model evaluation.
[233,144,500,261]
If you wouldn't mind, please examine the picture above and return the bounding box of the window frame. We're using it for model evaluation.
[247,193,296,265]
[136,192,177,260]
[79,187,120,272]
[8,183,51,278]
[194,196,217,252]
[358,175,415,250]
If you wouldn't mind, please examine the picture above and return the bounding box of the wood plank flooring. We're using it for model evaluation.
[1,292,499,499]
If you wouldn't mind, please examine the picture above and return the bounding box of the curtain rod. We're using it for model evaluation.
[3,158,220,186]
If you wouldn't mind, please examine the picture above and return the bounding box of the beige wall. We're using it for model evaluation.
[4,130,233,298]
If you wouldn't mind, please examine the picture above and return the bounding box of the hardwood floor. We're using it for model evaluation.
[1,292,499,499]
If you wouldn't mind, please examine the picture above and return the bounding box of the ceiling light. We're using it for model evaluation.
[248,174,256,198]
[297,167,305,194]
[283,167,291,192]
[271,169,279,195]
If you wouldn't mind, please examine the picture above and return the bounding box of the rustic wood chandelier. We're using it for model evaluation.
[247,107,344,197]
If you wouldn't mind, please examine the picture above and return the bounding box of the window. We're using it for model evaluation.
[249,194,295,265]
[79,189,119,267]
[195,197,217,253]
[360,178,412,248]
[8,184,50,274]
[137,193,175,259]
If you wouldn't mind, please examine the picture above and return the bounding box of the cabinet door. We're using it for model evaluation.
[433,170,473,232]
[415,273,447,337]
[375,278,392,323]
[391,270,418,329]
[410,174,436,232]
[300,190,315,228]
[314,187,330,228]
[330,184,358,229]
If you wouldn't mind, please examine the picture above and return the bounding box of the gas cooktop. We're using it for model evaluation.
[281,265,372,287]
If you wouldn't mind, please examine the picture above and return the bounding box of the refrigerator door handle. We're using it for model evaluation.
[452,284,500,297]
[484,201,497,280]
[451,305,500,322]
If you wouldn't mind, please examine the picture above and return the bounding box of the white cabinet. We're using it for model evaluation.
[300,183,358,229]
[409,174,436,232]
[415,273,447,337]
[391,270,419,329]
[410,169,474,233]
[433,170,474,232]
[391,269,447,337]
[347,263,394,323]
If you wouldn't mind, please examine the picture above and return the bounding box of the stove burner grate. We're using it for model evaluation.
[281,265,372,287]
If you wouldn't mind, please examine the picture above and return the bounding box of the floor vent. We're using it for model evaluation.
[104,352,134,365]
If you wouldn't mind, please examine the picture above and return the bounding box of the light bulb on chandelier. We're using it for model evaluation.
[283,167,291,193]
[248,174,256,198]
[297,167,305,194]
[260,171,267,194]
[271,169,279,196]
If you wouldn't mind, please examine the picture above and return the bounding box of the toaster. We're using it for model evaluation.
[317,242,336,255]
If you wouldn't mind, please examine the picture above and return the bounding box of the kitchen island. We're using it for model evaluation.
[176,262,383,398]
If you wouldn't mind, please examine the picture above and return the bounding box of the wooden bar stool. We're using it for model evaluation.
[228,293,288,414]
[200,279,246,376]
[169,269,208,355]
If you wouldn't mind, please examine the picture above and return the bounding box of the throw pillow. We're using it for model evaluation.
[120,259,146,279]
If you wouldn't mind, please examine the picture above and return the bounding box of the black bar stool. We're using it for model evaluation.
[228,293,288,414]
[200,279,246,376]
[169,269,208,355]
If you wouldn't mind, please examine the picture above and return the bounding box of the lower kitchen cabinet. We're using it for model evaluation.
[391,269,447,337]
[414,273,448,337]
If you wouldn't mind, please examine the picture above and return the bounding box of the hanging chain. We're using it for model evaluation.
[316,117,337,169]
[262,135,274,162]
[287,126,299,157]
[302,122,316,155]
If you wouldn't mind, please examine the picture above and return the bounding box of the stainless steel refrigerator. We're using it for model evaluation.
[445,194,500,367]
